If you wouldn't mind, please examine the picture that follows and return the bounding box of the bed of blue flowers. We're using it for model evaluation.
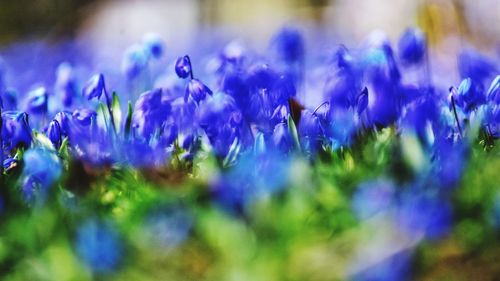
[0,26,499,280]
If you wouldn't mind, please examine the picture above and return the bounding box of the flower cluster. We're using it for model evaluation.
[0,26,499,280]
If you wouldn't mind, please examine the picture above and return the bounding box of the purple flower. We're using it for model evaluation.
[132,88,172,138]
[46,119,62,148]
[175,55,192,79]
[1,111,31,149]
[82,74,105,100]
[185,79,212,103]
[458,48,496,83]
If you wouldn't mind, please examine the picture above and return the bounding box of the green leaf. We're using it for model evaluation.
[112,92,122,133]
[125,101,133,139]
[288,114,301,152]
[32,130,55,151]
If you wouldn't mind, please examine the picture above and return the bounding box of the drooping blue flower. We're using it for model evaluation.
[270,74,296,106]
[247,63,278,91]
[456,77,485,113]
[121,44,148,80]
[75,219,124,273]
[55,62,78,107]
[175,55,192,79]
[271,27,305,64]
[1,111,31,149]
[72,108,97,127]
[400,94,439,144]
[458,48,496,83]
[53,111,72,137]
[132,88,172,138]
[82,74,105,100]
[398,27,426,65]
[26,87,48,115]
[197,92,241,156]
[185,79,212,103]
[143,33,164,59]
[298,110,322,153]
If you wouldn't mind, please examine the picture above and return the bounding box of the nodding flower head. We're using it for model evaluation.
[1,111,31,149]
[247,63,278,91]
[75,219,124,273]
[72,108,97,127]
[398,27,426,65]
[185,79,212,103]
[458,48,496,83]
[82,74,105,100]
[26,87,48,115]
[175,55,192,79]
[55,62,78,107]
[271,27,305,64]
[456,77,485,113]
[143,33,165,59]
[122,44,148,80]
[132,88,172,138]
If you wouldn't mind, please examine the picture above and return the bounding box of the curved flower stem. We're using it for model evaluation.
[312,101,329,116]
[450,94,463,139]
[186,55,194,80]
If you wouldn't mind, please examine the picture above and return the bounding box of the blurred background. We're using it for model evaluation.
[0,0,499,50]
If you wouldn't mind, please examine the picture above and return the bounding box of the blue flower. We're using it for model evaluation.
[398,27,426,65]
[82,74,105,100]
[55,62,78,107]
[486,75,500,104]
[175,55,192,79]
[456,77,485,113]
[46,119,62,148]
[271,27,305,64]
[22,148,62,201]
[143,33,164,59]
[75,219,124,273]
[121,44,148,80]
[458,48,496,83]
[185,79,212,103]
[26,87,48,115]
[1,111,31,149]
[72,108,97,127]
[132,88,172,138]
